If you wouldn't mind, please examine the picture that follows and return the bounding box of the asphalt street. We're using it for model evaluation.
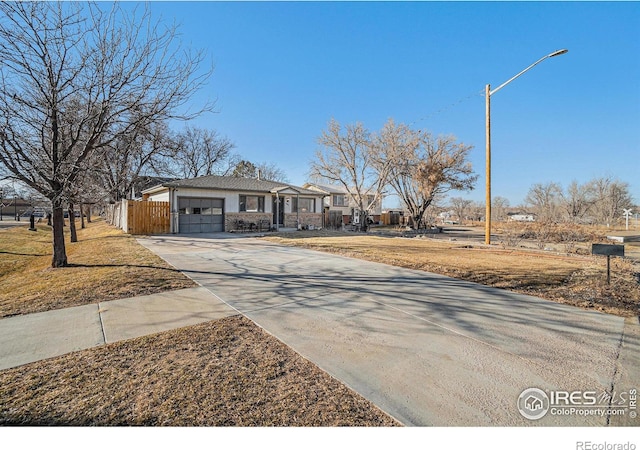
[138,234,639,427]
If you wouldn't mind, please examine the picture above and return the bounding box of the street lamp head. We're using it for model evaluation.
[549,49,568,58]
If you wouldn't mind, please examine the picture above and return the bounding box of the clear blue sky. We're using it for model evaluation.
[145,1,639,208]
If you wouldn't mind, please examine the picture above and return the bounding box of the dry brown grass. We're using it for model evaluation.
[264,233,640,317]
[0,315,399,426]
[0,219,196,318]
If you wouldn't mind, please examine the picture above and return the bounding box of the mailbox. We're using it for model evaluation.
[591,244,624,285]
[591,244,625,257]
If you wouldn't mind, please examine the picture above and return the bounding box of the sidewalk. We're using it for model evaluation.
[0,287,238,371]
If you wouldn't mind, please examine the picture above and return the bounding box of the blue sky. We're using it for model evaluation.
[145,1,639,208]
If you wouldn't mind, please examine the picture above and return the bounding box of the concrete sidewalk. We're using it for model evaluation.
[0,287,238,371]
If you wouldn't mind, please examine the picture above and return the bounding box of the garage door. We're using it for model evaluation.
[178,197,224,233]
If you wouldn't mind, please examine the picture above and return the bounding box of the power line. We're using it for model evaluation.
[407,88,484,129]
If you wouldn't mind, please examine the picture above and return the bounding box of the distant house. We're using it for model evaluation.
[142,175,326,233]
[508,212,536,222]
[303,183,383,228]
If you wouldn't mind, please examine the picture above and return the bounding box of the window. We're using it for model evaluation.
[292,197,315,213]
[239,195,265,212]
[333,194,347,207]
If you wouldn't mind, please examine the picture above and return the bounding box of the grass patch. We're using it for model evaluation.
[0,219,196,318]
[264,233,640,317]
[0,315,398,426]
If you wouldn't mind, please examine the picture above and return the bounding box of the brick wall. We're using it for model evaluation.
[284,213,323,229]
[225,212,271,232]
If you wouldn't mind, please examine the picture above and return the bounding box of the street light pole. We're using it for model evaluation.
[484,49,568,245]
[485,84,491,244]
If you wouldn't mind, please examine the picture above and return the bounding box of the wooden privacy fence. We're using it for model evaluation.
[106,200,170,235]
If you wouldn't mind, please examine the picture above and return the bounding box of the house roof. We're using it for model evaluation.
[303,183,344,194]
[303,182,378,196]
[143,175,324,197]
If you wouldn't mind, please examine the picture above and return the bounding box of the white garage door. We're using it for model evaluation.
[178,197,224,233]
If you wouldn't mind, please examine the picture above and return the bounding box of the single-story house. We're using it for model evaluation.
[303,183,383,228]
[142,175,327,233]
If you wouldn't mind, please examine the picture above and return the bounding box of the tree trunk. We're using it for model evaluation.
[86,204,92,223]
[51,203,68,267]
[360,210,369,232]
[80,203,86,229]
[68,202,78,243]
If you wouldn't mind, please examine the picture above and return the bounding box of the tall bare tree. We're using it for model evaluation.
[92,119,176,202]
[561,180,596,224]
[589,176,633,227]
[373,119,477,229]
[525,182,563,223]
[0,2,213,266]
[491,196,511,222]
[311,119,391,231]
[169,126,237,179]
[450,197,474,224]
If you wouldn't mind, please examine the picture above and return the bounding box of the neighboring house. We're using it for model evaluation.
[508,212,536,222]
[142,175,326,233]
[303,183,383,228]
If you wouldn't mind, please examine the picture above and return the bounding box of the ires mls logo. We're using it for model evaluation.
[518,387,638,421]
[518,388,550,420]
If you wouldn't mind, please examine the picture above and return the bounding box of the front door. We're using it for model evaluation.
[272,196,285,227]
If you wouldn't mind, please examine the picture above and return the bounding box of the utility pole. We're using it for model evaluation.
[484,49,568,245]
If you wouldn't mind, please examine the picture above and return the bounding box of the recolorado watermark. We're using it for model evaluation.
[576,442,636,450]
[517,387,637,421]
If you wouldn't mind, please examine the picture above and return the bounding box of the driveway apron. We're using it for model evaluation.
[138,234,638,427]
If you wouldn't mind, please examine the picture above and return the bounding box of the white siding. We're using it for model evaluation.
[149,187,278,213]
[147,191,170,202]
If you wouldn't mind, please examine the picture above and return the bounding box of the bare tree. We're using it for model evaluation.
[0,2,213,266]
[469,201,485,223]
[589,176,633,227]
[169,126,237,179]
[255,162,290,183]
[373,120,477,229]
[311,119,391,231]
[91,119,173,202]
[560,180,596,224]
[492,196,510,222]
[450,197,474,224]
[370,120,422,228]
[525,182,563,223]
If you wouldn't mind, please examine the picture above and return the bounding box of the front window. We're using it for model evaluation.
[292,197,315,213]
[240,195,265,212]
[333,194,347,207]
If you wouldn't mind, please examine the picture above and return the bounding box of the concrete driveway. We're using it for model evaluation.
[138,234,639,427]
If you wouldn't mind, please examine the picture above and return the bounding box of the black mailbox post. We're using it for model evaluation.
[591,244,625,284]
